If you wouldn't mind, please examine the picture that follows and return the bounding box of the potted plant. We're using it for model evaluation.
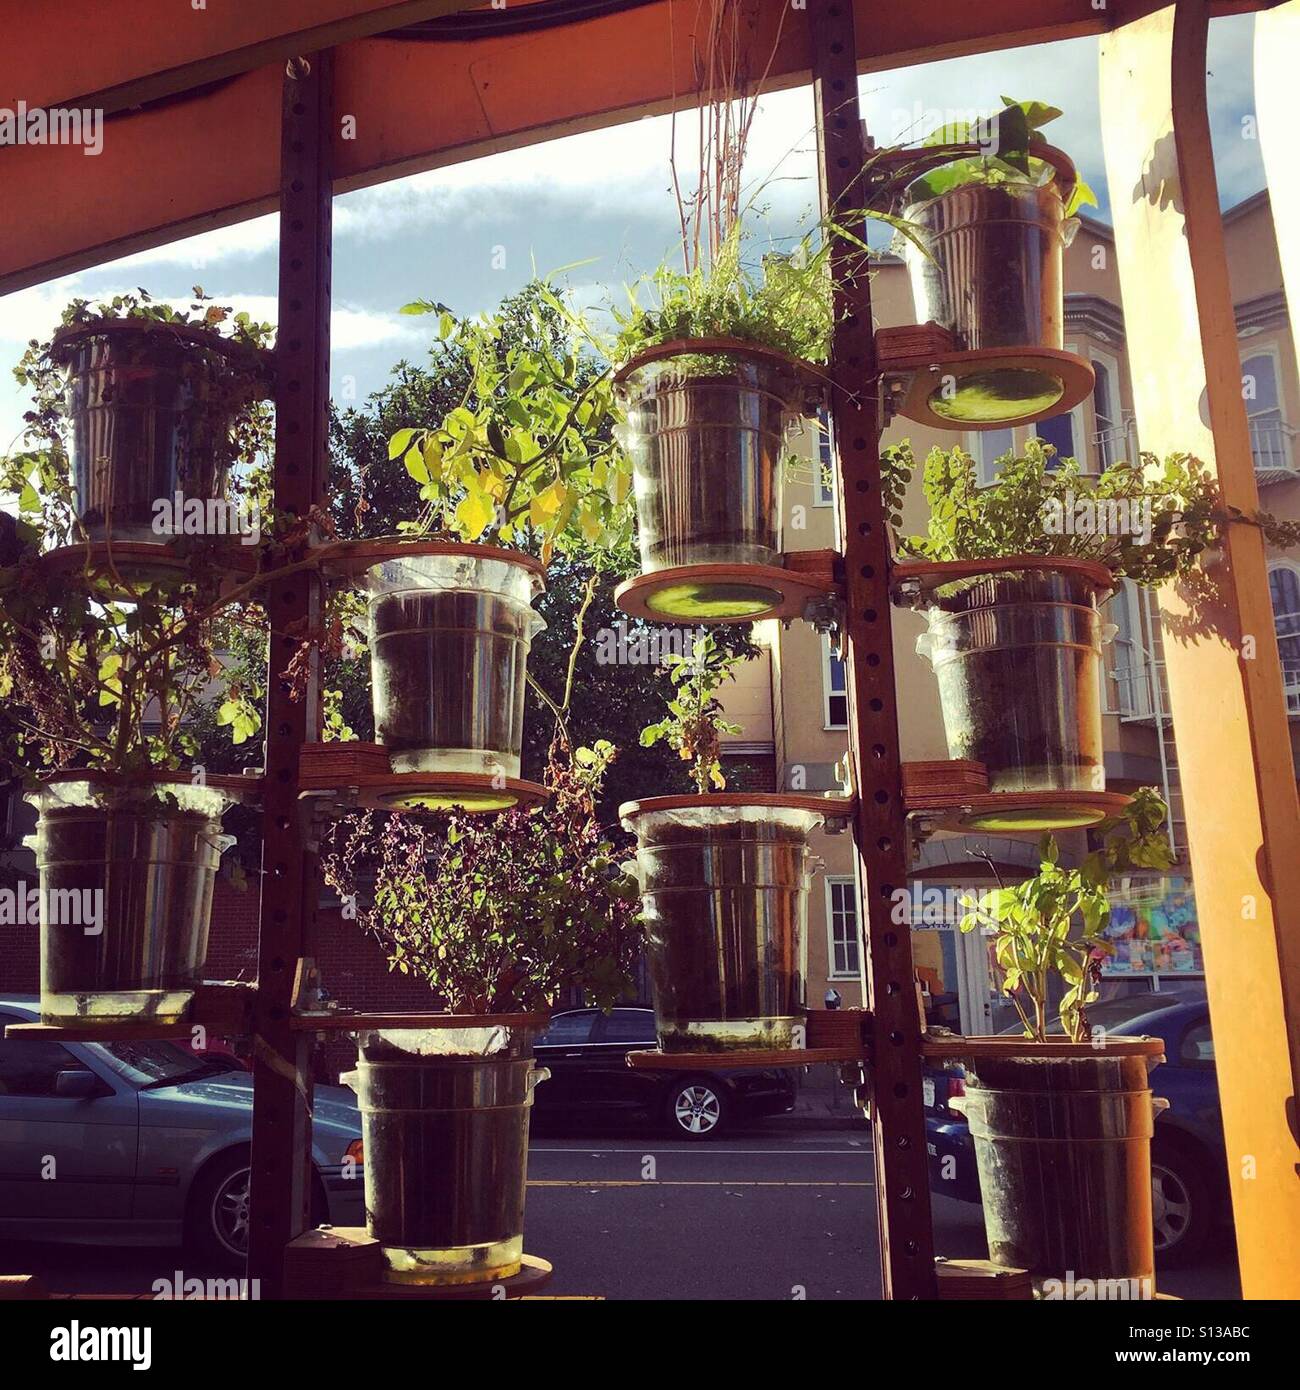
[883,441,1236,796]
[893,98,1097,422]
[350,293,631,778]
[0,505,262,1026]
[8,291,273,545]
[951,787,1176,1292]
[625,634,831,1051]
[321,741,642,1285]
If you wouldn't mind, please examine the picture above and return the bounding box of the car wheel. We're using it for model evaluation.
[1151,1138,1212,1265]
[187,1152,252,1271]
[665,1077,727,1139]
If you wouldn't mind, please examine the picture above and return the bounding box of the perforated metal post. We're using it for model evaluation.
[808,1,938,1299]
[246,49,334,1296]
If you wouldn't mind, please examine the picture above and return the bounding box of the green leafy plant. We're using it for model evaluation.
[5,289,275,549]
[881,439,1300,586]
[384,288,632,561]
[322,740,643,1012]
[903,97,1097,218]
[639,632,742,792]
[958,787,1175,1043]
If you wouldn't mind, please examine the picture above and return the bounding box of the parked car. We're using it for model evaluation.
[533,1006,796,1139]
[923,992,1229,1264]
[0,997,364,1268]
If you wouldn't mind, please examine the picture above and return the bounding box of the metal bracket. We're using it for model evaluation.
[803,590,845,644]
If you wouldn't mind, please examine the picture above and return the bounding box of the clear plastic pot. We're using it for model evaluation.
[50,322,264,543]
[623,802,824,1051]
[24,778,232,1027]
[901,179,1073,353]
[348,1024,548,1284]
[616,349,812,576]
[964,1047,1159,1293]
[366,550,545,777]
[916,568,1107,793]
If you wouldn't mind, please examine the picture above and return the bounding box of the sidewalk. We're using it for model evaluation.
[766,1064,868,1132]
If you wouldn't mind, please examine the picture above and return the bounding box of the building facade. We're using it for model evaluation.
[717,190,1300,1030]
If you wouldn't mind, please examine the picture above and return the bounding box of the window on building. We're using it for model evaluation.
[822,637,848,728]
[1091,356,1125,470]
[1243,352,1289,473]
[1268,563,1300,714]
[1034,410,1075,464]
[970,427,1015,484]
[814,409,836,505]
[826,878,861,979]
[1106,580,1151,717]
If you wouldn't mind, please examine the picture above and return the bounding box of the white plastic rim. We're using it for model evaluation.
[24,778,232,820]
[622,803,826,839]
[365,551,545,637]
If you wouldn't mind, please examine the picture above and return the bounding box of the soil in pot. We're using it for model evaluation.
[963,1047,1159,1294]
[367,550,544,777]
[51,323,267,544]
[616,350,812,605]
[918,568,1105,794]
[626,802,823,1051]
[350,1024,545,1284]
[26,779,232,1027]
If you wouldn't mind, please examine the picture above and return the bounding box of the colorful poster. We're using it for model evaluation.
[1101,875,1202,976]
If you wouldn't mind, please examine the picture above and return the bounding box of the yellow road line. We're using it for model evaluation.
[528,1179,873,1188]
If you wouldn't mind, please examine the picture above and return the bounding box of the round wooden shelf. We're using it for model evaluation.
[359,1254,553,1300]
[313,537,545,587]
[891,554,1117,603]
[911,788,1131,833]
[883,346,1094,432]
[627,1047,862,1071]
[291,1010,549,1033]
[615,560,840,625]
[34,539,262,598]
[922,1033,1167,1061]
[5,1019,192,1042]
[619,791,856,828]
[300,769,547,814]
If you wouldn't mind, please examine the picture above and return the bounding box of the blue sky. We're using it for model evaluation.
[0,15,1266,453]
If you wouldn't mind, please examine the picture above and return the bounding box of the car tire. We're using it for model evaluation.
[664,1076,728,1140]
[1151,1137,1213,1266]
[186,1151,253,1271]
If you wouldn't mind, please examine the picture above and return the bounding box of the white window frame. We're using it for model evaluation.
[821,635,848,730]
[1267,559,1300,716]
[1101,579,1153,718]
[1087,347,1127,473]
[824,875,861,981]
[966,426,1018,486]
[1241,345,1293,474]
[813,408,835,507]
[1030,340,1089,469]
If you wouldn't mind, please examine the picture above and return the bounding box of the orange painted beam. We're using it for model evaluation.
[0,0,1267,291]
[0,0,471,114]
[1101,0,1300,1300]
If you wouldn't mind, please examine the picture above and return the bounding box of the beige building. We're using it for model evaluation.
[718,190,1300,1029]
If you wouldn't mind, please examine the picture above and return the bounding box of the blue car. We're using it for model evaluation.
[924,992,1228,1264]
[0,997,365,1268]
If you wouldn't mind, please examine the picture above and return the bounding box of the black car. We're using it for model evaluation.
[532,1007,796,1139]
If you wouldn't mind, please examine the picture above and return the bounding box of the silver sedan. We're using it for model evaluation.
[0,996,365,1267]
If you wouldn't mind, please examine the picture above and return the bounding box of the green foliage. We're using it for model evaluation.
[905,97,1097,219]
[958,788,1175,1043]
[612,225,838,364]
[882,439,1300,584]
[322,742,643,1013]
[382,283,633,559]
[639,632,743,793]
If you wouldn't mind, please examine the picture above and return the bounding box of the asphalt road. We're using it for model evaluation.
[0,1119,1240,1301]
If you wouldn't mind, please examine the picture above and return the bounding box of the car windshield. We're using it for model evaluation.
[96,1040,240,1089]
[1032,990,1206,1036]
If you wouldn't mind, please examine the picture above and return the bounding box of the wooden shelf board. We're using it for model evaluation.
[614,556,840,626]
[290,1010,548,1034]
[922,1033,1167,1061]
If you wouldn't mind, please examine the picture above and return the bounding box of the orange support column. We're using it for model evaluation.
[1100,1,1300,1299]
